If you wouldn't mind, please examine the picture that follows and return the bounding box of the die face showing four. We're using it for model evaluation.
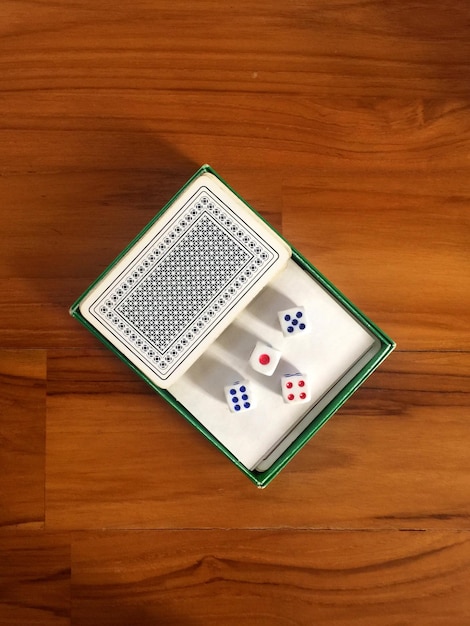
[224,380,255,413]
[281,373,310,404]
[278,306,309,337]
[249,340,282,376]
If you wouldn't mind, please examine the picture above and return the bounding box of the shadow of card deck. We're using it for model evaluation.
[70,165,395,487]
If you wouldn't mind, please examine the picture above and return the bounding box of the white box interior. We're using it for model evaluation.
[169,260,380,471]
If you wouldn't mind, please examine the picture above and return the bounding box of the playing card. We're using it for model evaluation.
[76,170,291,388]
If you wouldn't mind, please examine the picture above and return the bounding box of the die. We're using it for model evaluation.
[281,373,311,404]
[249,340,282,376]
[224,380,255,413]
[278,306,310,337]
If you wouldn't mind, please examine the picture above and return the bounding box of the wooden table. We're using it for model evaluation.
[1,1,469,624]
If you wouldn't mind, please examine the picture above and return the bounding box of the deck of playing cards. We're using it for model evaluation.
[75,169,291,389]
[70,165,395,487]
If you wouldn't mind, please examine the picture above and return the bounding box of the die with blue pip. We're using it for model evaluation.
[278,306,310,337]
[224,380,255,413]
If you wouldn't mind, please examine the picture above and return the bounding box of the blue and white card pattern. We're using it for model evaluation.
[79,176,291,388]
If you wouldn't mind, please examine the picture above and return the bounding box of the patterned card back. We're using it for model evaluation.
[77,171,291,388]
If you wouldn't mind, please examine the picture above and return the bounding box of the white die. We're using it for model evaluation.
[249,341,282,376]
[224,380,255,413]
[281,373,311,404]
[278,306,310,337]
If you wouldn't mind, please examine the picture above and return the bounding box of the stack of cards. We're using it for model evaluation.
[76,171,291,388]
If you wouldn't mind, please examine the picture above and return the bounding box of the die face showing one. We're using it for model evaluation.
[278,306,310,337]
[224,380,255,413]
[249,340,282,376]
[281,373,311,404]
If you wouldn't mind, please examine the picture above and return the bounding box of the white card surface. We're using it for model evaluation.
[169,260,379,470]
[78,172,291,388]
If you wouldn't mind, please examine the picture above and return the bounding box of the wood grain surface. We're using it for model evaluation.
[1,1,469,624]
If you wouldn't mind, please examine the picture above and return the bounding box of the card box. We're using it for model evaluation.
[70,165,395,487]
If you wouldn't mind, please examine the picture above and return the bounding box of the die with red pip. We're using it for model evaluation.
[281,373,310,404]
[249,340,282,376]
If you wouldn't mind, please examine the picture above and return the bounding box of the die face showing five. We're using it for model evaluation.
[281,373,311,404]
[249,340,282,376]
[278,306,309,337]
[224,380,255,413]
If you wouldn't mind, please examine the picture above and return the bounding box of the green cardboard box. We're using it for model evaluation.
[70,165,395,487]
